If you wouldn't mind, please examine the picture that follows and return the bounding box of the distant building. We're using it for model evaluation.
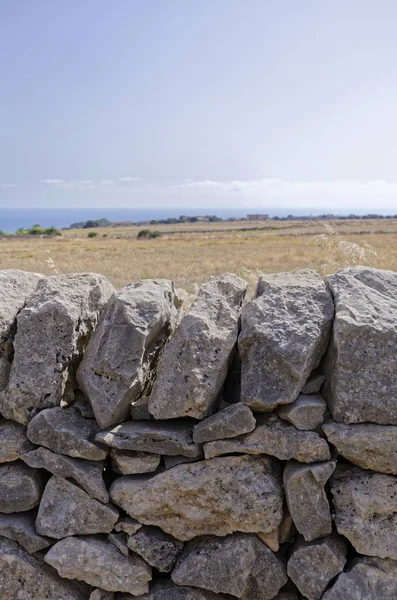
[247,214,269,221]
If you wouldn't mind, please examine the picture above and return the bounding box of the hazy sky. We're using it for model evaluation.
[1,0,397,213]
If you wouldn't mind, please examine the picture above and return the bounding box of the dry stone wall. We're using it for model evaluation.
[0,266,397,599]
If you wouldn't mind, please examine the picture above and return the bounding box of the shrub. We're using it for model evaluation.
[88,232,98,238]
[137,229,161,239]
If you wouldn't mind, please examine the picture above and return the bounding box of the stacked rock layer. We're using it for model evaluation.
[0,267,396,599]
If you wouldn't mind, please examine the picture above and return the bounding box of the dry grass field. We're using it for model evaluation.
[1,218,396,294]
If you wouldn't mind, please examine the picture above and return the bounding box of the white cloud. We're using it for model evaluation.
[42,178,64,185]
[99,180,114,186]
[1,183,17,188]
[119,176,141,183]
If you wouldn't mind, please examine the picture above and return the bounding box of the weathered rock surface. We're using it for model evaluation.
[36,476,118,538]
[118,581,225,599]
[277,394,326,430]
[257,508,295,552]
[0,511,52,553]
[96,420,201,458]
[89,590,115,600]
[301,370,325,395]
[127,526,183,572]
[284,460,336,541]
[287,536,347,600]
[163,455,201,469]
[27,406,107,460]
[330,464,397,559]
[172,533,288,599]
[110,455,283,541]
[192,402,256,443]
[238,270,334,411]
[130,396,153,420]
[115,517,142,535]
[0,273,115,424]
[110,449,161,475]
[45,536,151,594]
[108,532,129,557]
[148,274,247,420]
[324,266,397,425]
[0,536,86,600]
[204,414,330,463]
[77,279,180,428]
[0,419,34,462]
[0,461,43,513]
[323,420,397,474]
[322,556,397,600]
[22,446,109,502]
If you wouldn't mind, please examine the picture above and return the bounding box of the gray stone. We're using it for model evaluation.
[110,449,161,475]
[238,270,333,411]
[74,390,95,418]
[301,371,325,395]
[22,446,109,502]
[330,464,397,559]
[148,274,247,420]
[108,532,129,557]
[27,406,107,460]
[45,535,151,595]
[0,461,43,513]
[110,455,283,541]
[118,581,225,599]
[172,533,287,599]
[163,455,202,469]
[284,460,336,542]
[127,526,183,572]
[130,396,153,420]
[96,420,201,458]
[115,517,142,535]
[0,273,115,424]
[36,476,118,538]
[0,419,34,462]
[277,394,326,430]
[287,536,347,600]
[192,402,256,443]
[323,420,397,475]
[77,279,180,428]
[89,590,115,600]
[324,266,397,425]
[0,512,52,553]
[323,556,397,600]
[257,508,295,552]
[0,535,86,600]
[204,414,330,463]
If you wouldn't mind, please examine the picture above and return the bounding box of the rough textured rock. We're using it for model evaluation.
[130,396,153,420]
[277,394,326,430]
[0,419,34,462]
[257,508,294,552]
[110,455,283,541]
[96,420,201,458]
[22,446,109,502]
[118,581,225,599]
[204,414,330,463]
[330,464,397,559]
[284,460,336,541]
[127,526,183,572]
[287,536,347,600]
[45,536,151,594]
[0,273,115,424]
[115,517,142,535]
[27,406,107,460]
[238,270,334,411]
[163,455,201,469]
[108,532,129,557]
[36,476,118,538]
[172,533,287,599]
[148,274,247,420]
[110,449,161,475]
[323,420,397,475]
[301,371,325,395]
[77,279,180,428]
[0,536,87,600]
[192,402,256,443]
[0,461,43,513]
[324,266,397,425]
[322,556,397,600]
[0,512,52,553]
[89,590,115,600]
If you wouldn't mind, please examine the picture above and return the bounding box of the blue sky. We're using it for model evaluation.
[1,0,397,213]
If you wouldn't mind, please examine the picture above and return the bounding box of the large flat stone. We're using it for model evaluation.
[323,556,397,600]
[204,414,330,463]
[27,407,107,461]
[110,455,283,541]
[110,449,161,475]
[324,266,397,424]
[0,512,52,553]
[118,581,226,599]
[172,533,287,599]
[330,464,397,559]
[77,279,180,428]
[127,526,183,572]
[0,461,43,513]
[238,270,333,411]
[45,535,151,595]
[323,420,397,475]
[36,476,118,538]
[284,460,336,542]
[192,402,256,443]
[0,273,115,424]
[148,274,247,420]
[0,420,34,462]
[22,446,109,502]
[277,394,326,430]
[96,420,201,458]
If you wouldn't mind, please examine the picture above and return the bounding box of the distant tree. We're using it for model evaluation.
[44,227,62,236]
[16,228,28,235]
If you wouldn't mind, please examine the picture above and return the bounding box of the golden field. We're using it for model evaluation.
[0,219,396,293]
